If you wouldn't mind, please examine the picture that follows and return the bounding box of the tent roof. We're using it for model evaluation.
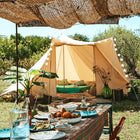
[53,34,110,46]
[0,0,139,29]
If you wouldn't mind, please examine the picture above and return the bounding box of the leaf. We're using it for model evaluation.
[2,76,23,83]
[29,69,40,75]
[39,72,58,79]
[32,81,46,86]
[5,71,23,76]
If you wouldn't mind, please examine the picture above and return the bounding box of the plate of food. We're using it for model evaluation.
[30,131,66,140]
[30,122,54,132]
[48,108,81,124]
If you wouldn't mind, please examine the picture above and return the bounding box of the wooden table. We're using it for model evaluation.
[30,109,107,140]
[65,110,107,140]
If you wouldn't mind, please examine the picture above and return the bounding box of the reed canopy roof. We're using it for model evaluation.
[0,0,140,29]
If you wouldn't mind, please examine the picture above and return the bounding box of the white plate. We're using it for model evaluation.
[34,114,50,120]
[30,131,65,140]
[48,115,81,124]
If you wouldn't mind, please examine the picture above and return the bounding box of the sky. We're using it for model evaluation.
[0,16,140,41]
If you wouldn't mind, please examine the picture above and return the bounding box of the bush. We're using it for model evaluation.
[0,58,13,75]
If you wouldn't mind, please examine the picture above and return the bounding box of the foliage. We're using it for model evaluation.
[70,33,90,42]
[0,35,51,75]
[93,26,140,77]
[126,79,140,94]
[93,65,111,85]
[2,66,58,98]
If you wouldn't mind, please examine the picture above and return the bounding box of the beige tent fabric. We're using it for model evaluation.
[94,39,129,94]
[31,44,57,97]
[51,35,129,96]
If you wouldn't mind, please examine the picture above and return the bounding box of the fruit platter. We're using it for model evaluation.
[48,108,81,124]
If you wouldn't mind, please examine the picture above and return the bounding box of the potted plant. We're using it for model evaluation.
[3,66,58,105]
[126,80,140,101]
[93,65,112,99]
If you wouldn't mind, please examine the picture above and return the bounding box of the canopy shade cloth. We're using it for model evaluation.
[0,0,140,29]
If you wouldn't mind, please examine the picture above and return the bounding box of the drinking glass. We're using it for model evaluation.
[10,108,30,140]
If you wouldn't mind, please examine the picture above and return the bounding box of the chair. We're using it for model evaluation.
[109,117,126,140]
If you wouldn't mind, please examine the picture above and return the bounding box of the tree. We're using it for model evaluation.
[93,26,140,77]
[70,33,90,42]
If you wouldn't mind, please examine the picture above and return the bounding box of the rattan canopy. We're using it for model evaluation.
[0,0,140,28]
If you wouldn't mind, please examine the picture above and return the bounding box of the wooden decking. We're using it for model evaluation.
[57,92,95,99]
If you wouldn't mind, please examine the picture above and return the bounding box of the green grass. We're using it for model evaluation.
[0,75,11,94]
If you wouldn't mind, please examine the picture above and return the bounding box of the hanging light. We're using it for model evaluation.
[98,41,101,43]
[104,39,107,42]
[114,38,116,41]
[46,57,49,61]
[114,44,116,47]
[50,43,53,46]
[115,48,118,51]
[118,54,121,57]
[120,58,123,61]
[125,75,128,78]
[110,37,113,40]
[48,53,51,56]
[45,62,48,65]
[50,48,52,51]
[49,36,52,39]
[123,69,126,72]
[121,64,124,67]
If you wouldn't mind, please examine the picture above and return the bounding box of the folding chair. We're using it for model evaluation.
[109,117,126,140]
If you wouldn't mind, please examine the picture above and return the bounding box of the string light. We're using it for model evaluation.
[46,57,49,61]
[104,39,107,42]
[118,54,121,57]
[45,62,48,65]
[48,53,50,56]
[123,69,126,72]
[115,48,118,51]
[114,38,116,41]
[125,75,128,78]
[50,43,53,46]
[50,48,52,51]
[114,44,116,47]
[98,41,101,43]
[49,36,52,39]
[121,64,124,67]
[120,58,123,61]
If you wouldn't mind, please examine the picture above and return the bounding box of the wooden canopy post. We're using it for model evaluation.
[16,24,19,104]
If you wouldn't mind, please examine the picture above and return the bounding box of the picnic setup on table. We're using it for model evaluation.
[0,0,139,139]
[1,35,128,140]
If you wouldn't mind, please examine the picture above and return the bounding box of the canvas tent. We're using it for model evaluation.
[30,34,129,97]
[2,34,129,97]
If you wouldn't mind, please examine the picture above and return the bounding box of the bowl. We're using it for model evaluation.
[55,124,72,131]
[57,104,78,112]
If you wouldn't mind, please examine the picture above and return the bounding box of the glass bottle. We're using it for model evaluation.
[23,95,32,126]
[80,95,88,111]
[10,98,30,140]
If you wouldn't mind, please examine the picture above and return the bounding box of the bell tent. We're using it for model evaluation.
[30,34,129,97]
